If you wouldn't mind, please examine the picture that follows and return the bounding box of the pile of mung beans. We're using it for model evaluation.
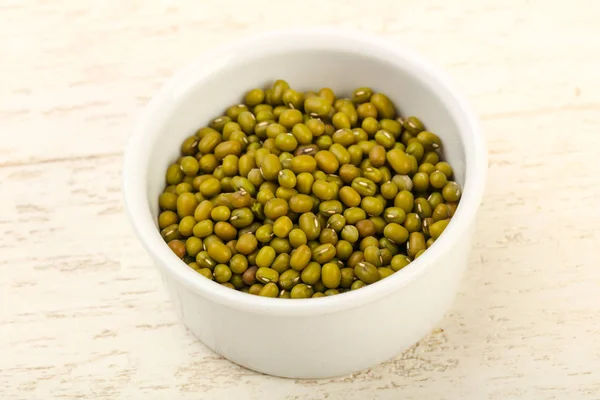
[157,80,461,299]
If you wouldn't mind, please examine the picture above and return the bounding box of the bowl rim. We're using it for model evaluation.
[123,27,487,317]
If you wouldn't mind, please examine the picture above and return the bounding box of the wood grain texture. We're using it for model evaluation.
[2,0,600,398]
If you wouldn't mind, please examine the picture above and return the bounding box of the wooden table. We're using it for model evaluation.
[2,1,600,398]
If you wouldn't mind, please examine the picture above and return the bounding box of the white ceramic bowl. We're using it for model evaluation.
[123,28,487,379]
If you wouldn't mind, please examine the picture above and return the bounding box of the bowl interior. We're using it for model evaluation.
[145,49,466,220]
[124,31,486,314]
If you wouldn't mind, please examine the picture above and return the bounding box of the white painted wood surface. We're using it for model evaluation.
[2,1,600,398]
